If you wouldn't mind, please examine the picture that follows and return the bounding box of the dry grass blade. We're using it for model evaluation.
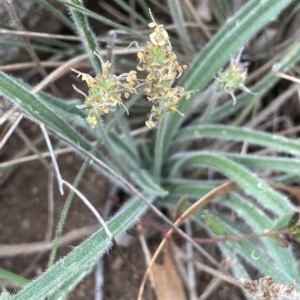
[0,225,97,257]
[0,28,80,41]
[4,0,60,95]
[136,223,156,290]
[137,181,240,300]
[137,222,186,299]
[273,69,300,84]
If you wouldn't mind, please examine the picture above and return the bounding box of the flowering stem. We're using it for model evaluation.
[153,114,167,183]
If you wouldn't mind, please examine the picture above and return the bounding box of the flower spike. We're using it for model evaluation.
[71,53,137,128]
[136,10,193,128]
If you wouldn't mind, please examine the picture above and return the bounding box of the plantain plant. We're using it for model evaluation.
[1,0,300,299]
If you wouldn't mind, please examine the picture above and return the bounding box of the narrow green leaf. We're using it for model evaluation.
[109,130,140,171]
[273,211,298,231]
[163,0,294,154]
[153,114,167,182]
[219,244,251,281]
[116,117,140,164]
[132,170,168,197]
[183,0,294,91]
[37,92,86,120]
[169,151,295,215]
[167,0,194,51]
[193,210,300,285]
[0,268,29,287]
[163,178,221,198]
[49,264,94,299]
[224,153,300,175]
[175,125,300,156]
[0,293,11,300]
[204,212,225,235]
[219,217,300,285]
[10,196,150,300]
[59,0,148,42]
[67,0,102,73]
[0,72,90,150]
[215,193,292,272]
[113,0,148,25]
[219,193,274,230]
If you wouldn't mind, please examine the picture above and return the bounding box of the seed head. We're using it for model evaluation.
[216,47,255,104]
[137,19,192,128]
[72,53,137,128]
[243,277,298,299]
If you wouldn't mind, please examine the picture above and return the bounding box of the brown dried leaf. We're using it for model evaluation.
[151,245,186,300]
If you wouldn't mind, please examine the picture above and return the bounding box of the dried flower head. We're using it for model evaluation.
[137,13,191,128]
[243,276,298,300]
[72,52,137,128]
[216,47,255,104]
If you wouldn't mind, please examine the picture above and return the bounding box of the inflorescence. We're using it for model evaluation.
[216,47,255,104]
[137,21,190,128]
[243,276,298,300]
[72,14,191,129]
[72,53,137,128]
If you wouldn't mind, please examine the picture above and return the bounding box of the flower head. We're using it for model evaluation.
[72,53,137,128]
[137,16,191,128]
[243,277,297,299]
[216,47,255,104]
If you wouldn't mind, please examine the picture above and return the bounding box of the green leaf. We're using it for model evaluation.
[223,153,300,175]
[0,293,11,300]
[219,217,299,285]
[67,0,102,73]
[163,178,221,198]
[0,268,29,287]
[287,212,300,229]
[167,0,194,51]
[10,196,150,300]
[132,170,168,197]
[193,210,300,285]
[37,92,86,120]
[108,130,140,171]
[204,212,225,235]
[273,211,299,231]
[163,0,294,154]
[175,125,300,156]
[59,0,148,42]
[113,0,148,25]
[169,151,295,216]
